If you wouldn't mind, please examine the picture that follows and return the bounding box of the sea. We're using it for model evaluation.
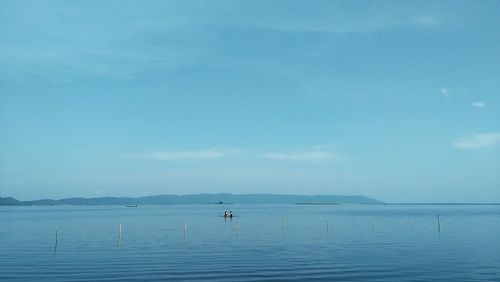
[1,204,499,281]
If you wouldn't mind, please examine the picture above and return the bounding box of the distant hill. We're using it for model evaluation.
[0,193,382,206]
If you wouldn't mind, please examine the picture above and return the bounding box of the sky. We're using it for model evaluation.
[1,0,499,202]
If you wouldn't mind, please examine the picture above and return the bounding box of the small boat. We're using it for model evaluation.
[126,205,138,207]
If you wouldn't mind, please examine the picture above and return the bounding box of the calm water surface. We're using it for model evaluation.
[1,204,499,281]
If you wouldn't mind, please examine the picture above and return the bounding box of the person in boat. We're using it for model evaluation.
[224,211,228,218]
[229,211,233,218]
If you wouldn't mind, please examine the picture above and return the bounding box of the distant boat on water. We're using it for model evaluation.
[126,205,138,207]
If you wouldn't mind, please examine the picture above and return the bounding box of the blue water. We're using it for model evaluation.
[1,204,499,281]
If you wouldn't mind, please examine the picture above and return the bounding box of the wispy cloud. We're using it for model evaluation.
[451,133,500,150]
[134,148,232,161]
[440,88,451,98]
[268,16,439,35]
[0,43,205,82]
[131,146,338,163]
[0,1,213,82]
[412,16,440,27]
[265,9,443,35]
[263,147,335,163]
[471,101,486,108]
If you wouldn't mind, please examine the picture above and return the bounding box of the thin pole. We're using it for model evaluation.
[326,220,329,233]
[118,224,122,251]
[437,215,441,233]
[236,221,240,239]
[282,216,286,239]
[53,226,58,255]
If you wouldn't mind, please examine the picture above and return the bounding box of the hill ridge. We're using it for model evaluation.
[0,194,382,206]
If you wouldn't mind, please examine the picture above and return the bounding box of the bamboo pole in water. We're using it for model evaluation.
[437,215,441,233]
[235,221,240,239]
[117,224,122,251]
[282,216,286,239]
[53,226,59,255]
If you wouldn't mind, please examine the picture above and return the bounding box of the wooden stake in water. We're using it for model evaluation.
[236,221,240,239]
[117,224,122,251]
[282,216,287,239]
[326,220,329,233]
[410,218,413,231]
[53,226,59,255]
[437,215,441,233]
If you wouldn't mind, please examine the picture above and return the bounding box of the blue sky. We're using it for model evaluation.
[1,0,499,202]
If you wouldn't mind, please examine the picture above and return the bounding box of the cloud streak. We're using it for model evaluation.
[471,101,486,108]
[451,133,500,150]
[135,148,231,161]
[440,88,450,98]
[268,16,440,35]
[263,147,335,163]
[130,146,337,163]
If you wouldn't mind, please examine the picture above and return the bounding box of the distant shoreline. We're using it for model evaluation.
[0,193,382,206]
[3,194,498,206]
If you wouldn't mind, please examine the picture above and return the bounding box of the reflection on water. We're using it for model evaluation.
[1,204,499,281]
